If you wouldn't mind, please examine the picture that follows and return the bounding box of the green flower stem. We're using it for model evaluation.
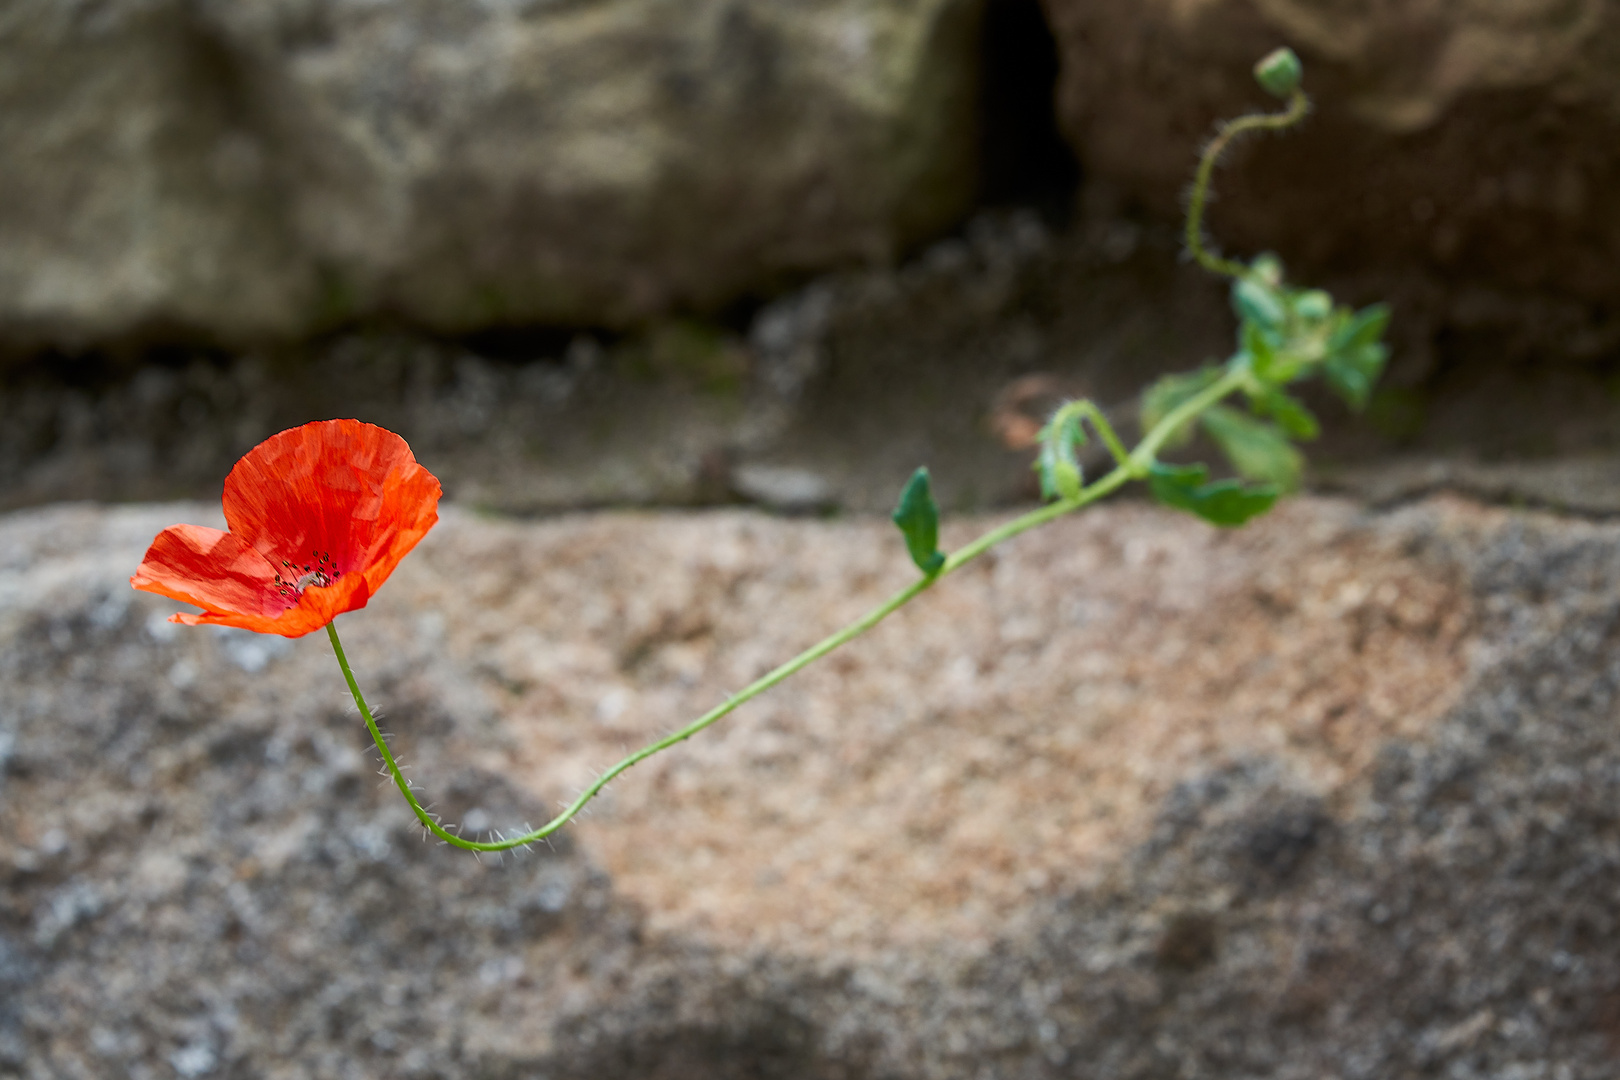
[1133,366,1252,465]
[1063,400,1132,468]
[335,367,1249,853]
[1185,89,1310,279]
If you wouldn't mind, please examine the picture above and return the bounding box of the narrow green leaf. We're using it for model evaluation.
[1322,358,1370,410]
[1323,343,1388,410]
[1330,303,1391,352]
[1249,387,1320,440]
[1148,463,1279,527]
[1141,366,1223,450]
[1320,303,1391,410]
[1201,406,1303,490]
[891,467,945,574]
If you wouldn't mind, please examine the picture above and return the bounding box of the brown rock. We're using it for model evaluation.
[13,493,1620,1076]
[1042,0,1620,301]
[450,500,1470,954]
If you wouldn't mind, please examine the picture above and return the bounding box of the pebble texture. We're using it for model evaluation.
[6,496,1620,1076]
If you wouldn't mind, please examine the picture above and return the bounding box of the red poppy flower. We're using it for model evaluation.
[131,419,441,637]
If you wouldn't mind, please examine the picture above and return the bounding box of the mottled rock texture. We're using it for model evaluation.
[1044,0,1620,309]
[7,494,1620,1076]
[0,0,982,345]
[0,212,1239,517]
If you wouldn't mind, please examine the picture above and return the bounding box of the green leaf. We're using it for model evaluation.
[891,467,945,574]
[1249,387,1320,440]
[1330,303,1391,352]
[1233,277,1287,330]
[1200,406,1303,490]
[1291,290,1332,322]
[1243,320,1303,384]
[1035,412,1085,501]
[1148,463,1279,527]
[1322,342,1389,411]
[1141,366,1223,449]
[1322,303,1391,410]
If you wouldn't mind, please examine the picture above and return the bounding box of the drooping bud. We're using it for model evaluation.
[1254,48,1303,99]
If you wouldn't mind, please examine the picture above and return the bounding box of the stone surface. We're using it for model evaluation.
[1043,0,1620,308]
[14,204,1620,522]
[0,0,982,345]
[9,493,1620,1075]
[0,211,1244,516]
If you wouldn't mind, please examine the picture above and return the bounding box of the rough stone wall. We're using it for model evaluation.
[1042,0,1620,310]
[0,0,983,346]
[10,496,1620,1076]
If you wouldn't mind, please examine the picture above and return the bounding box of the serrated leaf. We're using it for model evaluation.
[1200,406,1303,490]
[1148,462,1279,527]
[1318,303,1391,410]
[1330,303,1391,352]
[1249,387,1320,440]
[891,467,945,574]
[1141,366,1223,449]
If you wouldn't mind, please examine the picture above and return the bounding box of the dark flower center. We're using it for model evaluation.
[273,549,344,601]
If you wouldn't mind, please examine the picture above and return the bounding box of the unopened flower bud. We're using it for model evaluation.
[1254,48,1303,99]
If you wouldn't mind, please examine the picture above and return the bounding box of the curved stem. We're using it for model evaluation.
[1058,399,1132,469]
[332,367,1249,853]
[1185,89,1309,279]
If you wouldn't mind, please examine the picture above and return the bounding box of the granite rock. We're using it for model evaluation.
[6,495,1620,1076]
[0,0,982,346]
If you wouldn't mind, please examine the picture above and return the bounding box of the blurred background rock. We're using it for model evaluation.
[7,0,1620,512]
[11,3,1620,1077]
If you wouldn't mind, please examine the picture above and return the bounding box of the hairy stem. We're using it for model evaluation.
[1185,90,1310,279]
[1064,399,1133,468]
[335,368,1249,853]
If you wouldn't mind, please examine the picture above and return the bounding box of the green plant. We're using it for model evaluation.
[372,49,1387,851]
[136,49,1389,854]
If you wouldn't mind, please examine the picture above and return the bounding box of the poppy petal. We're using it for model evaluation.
[131,524,292,625]
[350,455,440,603]
[221,419,440,605]
[133,420,441,637]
